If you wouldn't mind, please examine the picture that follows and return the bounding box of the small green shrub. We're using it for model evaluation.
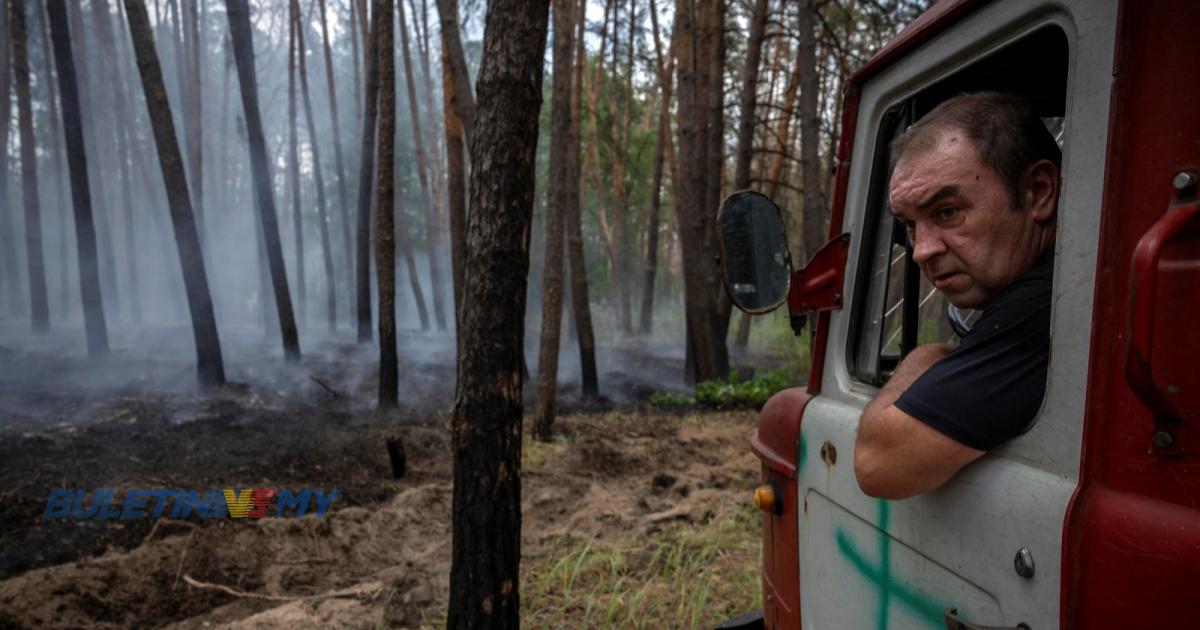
[694,367,796,409]
[652,367,797,410]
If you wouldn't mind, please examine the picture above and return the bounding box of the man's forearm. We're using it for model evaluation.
[867,343,950,412]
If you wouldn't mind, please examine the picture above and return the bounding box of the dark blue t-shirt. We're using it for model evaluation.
[894,254,1053,450]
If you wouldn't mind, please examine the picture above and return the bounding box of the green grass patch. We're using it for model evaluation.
[521,504,762,628]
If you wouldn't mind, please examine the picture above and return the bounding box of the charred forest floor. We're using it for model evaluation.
[0,323,789,628]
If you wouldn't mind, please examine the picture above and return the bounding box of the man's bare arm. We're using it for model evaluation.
[853,343,986,499]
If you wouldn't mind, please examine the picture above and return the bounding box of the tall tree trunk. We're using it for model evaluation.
[46,1,108,355]
[706,0,730,374]
[317,0,355,327]
[35,1,72,321]
[437,0,471,316]
[375,0,398,406]
[733,0,768,191]
[673,0,728,383]
[732,0,769,349]
[224,0,301,360]
[639,0,672,335]
[434,0,475,147]
[447,0,549,626]
[798,0,824,262]
[286,6,306,329]
[356,0,386,342]
[123,0,226,385]
[412,0,446,271]
[68,0,120,321]
[534,0,574,442]
[395,168,430,331]
[581,0,612,197]
[605,0,633,335]
[566,0,597,397]
[398,0,446,332]
[10,0,50,332]
[92,0,142,325]
[293,0,337,333]
[348,0,362,132]
[0,4,19,316]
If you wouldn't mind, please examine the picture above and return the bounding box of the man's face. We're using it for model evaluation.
[888,131,1052,309]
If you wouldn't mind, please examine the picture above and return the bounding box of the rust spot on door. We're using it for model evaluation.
[820,441,837,467]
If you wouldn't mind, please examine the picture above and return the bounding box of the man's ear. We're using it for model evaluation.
[1022,159,1059,223]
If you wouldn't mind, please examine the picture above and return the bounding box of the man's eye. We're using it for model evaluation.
[936,206,960,220]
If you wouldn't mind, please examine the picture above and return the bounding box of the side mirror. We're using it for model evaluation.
[717,191,792,313]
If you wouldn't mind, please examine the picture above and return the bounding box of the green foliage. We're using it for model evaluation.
[652,366,798,410]
[694,367,797,409]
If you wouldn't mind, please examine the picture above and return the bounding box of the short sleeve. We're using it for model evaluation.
[894,259,1053,450]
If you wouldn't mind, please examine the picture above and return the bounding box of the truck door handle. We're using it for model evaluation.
[1124,196,1200,425]
[943,608,1030,630]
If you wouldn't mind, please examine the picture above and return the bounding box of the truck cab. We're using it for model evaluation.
[720,0,1200,627]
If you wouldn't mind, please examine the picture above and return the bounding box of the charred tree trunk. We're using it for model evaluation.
[398,0,446,332]
[10,0,50,332]
[355,0,386,342]
[447,0,549,626]
[286,7,307,329]
[46,0,108,355]
[639,0,673,335]
[224,0,301,360]
[293,0,337,333]
[123,0,225,385]
[533,0,575,442]
[317,0,355,326]
[566,0,597,397]
[375,0,398,407]
[673,0,728,383]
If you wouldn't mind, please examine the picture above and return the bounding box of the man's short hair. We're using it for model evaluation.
[890,92,1062,207]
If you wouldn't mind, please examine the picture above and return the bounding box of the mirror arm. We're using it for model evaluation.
[788,233,852,332]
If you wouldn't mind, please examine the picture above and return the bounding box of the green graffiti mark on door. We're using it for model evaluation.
[835,500,948,629]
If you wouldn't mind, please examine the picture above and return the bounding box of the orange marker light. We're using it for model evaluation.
[754,483,777,513]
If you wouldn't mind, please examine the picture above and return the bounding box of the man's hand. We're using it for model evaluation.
[853,343,986,499]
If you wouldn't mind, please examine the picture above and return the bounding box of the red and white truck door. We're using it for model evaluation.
[789,1,1116,628]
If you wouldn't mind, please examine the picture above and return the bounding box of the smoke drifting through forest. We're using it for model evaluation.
[0,0,927,392]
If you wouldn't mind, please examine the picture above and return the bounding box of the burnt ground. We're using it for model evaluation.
[0,323,783,628]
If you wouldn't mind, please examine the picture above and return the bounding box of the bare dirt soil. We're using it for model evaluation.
[0,327,771,628]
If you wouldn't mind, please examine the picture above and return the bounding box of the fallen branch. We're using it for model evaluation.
[182,575,300,602]
[181,574,370,602]
[309,376,341,399]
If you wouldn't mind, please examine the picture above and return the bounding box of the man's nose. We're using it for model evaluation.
[911,224,946,264]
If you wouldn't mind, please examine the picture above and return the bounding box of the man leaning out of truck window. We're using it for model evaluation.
[854,92,1062,500]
